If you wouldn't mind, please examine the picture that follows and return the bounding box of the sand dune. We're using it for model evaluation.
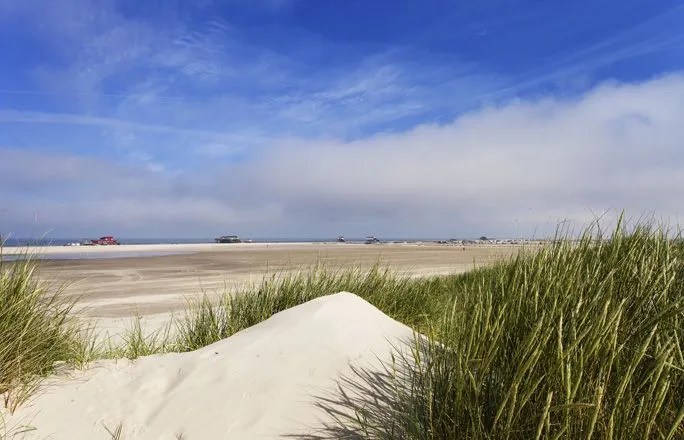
[5,293,415,439]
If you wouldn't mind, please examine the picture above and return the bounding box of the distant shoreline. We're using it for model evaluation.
[1,237,540,247]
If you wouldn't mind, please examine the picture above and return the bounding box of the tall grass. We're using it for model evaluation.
[174,265,444,352]
[322,221,684,439]
[0,252,92,412]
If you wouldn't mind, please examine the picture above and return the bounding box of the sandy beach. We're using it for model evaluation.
[2,242,521,340]
[12,243,518,317]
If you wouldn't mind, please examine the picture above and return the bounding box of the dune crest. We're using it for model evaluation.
[5,292,414,439]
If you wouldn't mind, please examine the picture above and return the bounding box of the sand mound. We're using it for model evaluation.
[5,292,415,439]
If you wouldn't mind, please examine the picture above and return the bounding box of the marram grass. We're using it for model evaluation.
[318,221,684,439]
[174,265,442,352]
[0,252,94,413]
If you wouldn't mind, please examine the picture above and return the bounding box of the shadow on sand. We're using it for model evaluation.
[284,336,426,440]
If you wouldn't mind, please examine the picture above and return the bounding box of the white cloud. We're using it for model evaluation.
[233,73,684,235]
[3,73,684,238]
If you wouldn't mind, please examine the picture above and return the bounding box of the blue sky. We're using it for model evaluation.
[1,0,684,238]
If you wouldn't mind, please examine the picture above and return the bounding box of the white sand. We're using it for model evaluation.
[4,293,415,439]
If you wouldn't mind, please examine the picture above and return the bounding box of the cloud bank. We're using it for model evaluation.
[2,74,683,238]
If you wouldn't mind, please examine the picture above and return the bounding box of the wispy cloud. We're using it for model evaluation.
[1,0,507,142]
[0,109,259,140]
[493,4,684,97]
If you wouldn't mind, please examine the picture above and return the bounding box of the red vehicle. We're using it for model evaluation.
[92,236,120,245]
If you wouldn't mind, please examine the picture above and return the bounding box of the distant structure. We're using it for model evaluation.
[364,236,381,244]
[215,235,242,243]
[94,236,120,245]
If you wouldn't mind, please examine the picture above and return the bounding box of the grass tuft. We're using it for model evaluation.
[319,219,684,439]
[173,265,441,352]
[0,251,93,412]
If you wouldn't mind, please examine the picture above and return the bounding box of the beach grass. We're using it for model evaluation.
[174,264,442,352]
[320,220,684,439]
[0,251,94,413]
